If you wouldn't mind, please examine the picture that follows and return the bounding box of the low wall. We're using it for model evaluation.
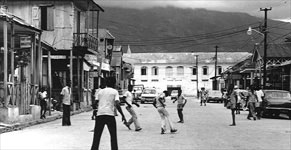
[0,105,41,123]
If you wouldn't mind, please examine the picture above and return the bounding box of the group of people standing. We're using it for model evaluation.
[226,84,264,126]
[90,76,188,150]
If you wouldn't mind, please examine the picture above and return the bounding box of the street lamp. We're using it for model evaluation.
[247,27,264,36]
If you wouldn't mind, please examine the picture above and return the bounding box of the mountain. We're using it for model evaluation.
[92,7,289,53]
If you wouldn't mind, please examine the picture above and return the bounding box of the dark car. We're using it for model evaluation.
[262,90,291,119]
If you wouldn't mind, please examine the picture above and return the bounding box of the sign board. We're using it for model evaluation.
[20,37,31,48]
[89,71,99,78]
[101,63,110,71]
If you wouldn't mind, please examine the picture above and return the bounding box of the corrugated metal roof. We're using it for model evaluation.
[98,29,115,39]
[123,52,252,64]
[0,10,41,33]
[255,43,291,58]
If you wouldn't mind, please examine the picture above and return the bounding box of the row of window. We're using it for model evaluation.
[140,79,210,82]
[141,66,222,76]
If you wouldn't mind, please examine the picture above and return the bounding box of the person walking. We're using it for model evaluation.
[123,85,142,131]
[173,89,187,123]
[91,76,127,150]
[39,87,48,119]
[227,84,237,126]
[153,90,177,134]
[246,86,258,121]
[255,86,264,119]
[234,85,243,114]
[60,80,72,126]
[199,87,208,106]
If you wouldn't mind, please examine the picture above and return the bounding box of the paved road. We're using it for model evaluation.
[1,97,290,150]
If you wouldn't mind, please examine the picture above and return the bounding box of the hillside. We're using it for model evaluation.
[92,7,289,53]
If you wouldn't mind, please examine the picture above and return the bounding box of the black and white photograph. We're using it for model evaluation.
[0,0,290,149]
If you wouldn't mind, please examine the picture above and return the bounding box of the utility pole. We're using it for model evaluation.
[260,7,272,89]
[214,45,218,90]
[195,55,199,97]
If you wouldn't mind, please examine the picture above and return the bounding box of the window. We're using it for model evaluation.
[217,66,222,75]
[166,66,173,76]
[202,66,208,75]
[141,80,148,82]
[152,79,159,82]
[192,67,197,75]
[152,66,158,76]
[141,66,147,75]
[40,6,54,30]
[177,66,184,76]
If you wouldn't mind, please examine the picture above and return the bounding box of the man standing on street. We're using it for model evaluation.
[173,89,187,123]
[91,76,127,150]
[60,80,72,126]
[255,86,264,119]
[123,85,142,131]
[200,87,208,106]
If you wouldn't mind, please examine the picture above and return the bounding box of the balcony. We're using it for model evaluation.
[73,33,98,53]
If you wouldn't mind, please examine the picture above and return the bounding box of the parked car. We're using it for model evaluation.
[207,90,224,103]
[140,88,158,104]
[262,90,291,119]
[133,84,144,102]
[171,90,179,100]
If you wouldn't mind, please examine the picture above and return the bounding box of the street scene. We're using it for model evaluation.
[0,0,291,150]
[1,98,290,150]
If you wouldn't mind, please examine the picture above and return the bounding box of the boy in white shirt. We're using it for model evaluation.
[123,85,142,131]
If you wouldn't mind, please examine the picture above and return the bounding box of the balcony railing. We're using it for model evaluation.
[73,33,98,52]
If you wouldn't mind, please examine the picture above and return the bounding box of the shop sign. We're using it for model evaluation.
[89,71,99,77]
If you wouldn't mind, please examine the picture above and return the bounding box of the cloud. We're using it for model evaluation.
[96,0,290,20]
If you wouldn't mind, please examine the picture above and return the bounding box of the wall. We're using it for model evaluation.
[7,1,75,50]
[133,63,231,96]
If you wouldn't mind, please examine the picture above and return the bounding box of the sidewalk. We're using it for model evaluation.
[0,107,92,134]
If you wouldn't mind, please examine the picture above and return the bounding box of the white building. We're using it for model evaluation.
[123,52,251,96]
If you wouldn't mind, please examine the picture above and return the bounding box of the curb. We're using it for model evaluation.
[0,107,92,134]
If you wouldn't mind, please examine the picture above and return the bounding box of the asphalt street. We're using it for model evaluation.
[0,97,290,150]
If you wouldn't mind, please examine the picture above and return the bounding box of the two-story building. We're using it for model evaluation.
[1,0,105,122]
[123,51,251,96]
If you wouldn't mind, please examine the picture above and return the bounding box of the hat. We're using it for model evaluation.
[234,85,238,89]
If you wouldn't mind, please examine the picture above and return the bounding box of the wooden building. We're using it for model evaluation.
[0,9,54,123]
[3,0,104,111]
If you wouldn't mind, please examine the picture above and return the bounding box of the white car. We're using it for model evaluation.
[140,88,158,104]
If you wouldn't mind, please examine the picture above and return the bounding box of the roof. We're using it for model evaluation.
[0,11,41,33]
[123,52,252,65]
[98,29,115,39]
[254,43,291,58]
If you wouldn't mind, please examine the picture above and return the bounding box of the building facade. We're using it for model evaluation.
[123,52,251,96]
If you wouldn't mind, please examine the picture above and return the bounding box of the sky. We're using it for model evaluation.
[95,0,291,21]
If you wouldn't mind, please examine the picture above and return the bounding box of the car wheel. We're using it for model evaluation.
[288,111,291,120]
[141,101,144,104]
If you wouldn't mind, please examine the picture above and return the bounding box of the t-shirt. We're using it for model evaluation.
[60,86,71,105]
[200,90,208,100]
[96,87,120,116]
[247,92,257,103]
[156,93,166,108]
[176,94,186,109]
[256,90,264,102]
[123,91,133,105]
[176,95,186,105]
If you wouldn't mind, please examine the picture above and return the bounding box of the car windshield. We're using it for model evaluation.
[172,90,178,94]
[265,91,291,99]
[143,89,156,94]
